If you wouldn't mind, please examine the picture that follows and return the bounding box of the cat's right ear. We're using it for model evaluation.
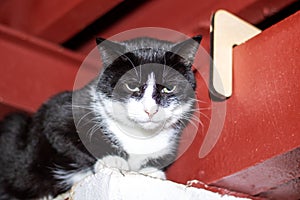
[96,38,126,67]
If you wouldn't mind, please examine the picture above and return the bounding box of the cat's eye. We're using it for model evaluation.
[162,86,176,94]
[125,83,140,92]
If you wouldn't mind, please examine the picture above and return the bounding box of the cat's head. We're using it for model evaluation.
[95,36,201,133]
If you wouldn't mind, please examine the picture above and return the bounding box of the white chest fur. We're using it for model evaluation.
[107,119,176,170]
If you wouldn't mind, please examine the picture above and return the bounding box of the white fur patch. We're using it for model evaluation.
[94,155,129,172]
[38,195,53,200]
[53,167,93,188]
[142,73,158,116]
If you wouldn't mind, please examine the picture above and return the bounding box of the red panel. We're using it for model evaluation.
[0,0,122,43]
[77,0,255,53]
[0,103,22,120]
[167,10,300,198]
[0,24,97,115]
[259,177,300,199]
[216,148,300,198]
[77,0,296,54]
[189,181,262,199]
[237,0,298,25]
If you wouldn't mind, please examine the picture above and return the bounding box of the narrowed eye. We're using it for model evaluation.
[161,85,176,94]
[125,83,140,92]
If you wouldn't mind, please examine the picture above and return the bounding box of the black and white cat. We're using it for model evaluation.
[0,35,201,199]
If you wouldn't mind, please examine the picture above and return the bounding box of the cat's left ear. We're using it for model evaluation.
[171,35,202,65]
[96,37,126,67]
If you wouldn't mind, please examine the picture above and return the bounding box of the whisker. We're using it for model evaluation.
[188,113,210,125]
[188,98,209,104]
[186,119,199,130]
[176,114,199,128]
[190,108,211,113]
[72,104,93,109]
[179,113,206,133]
[199,112,211,121]
[79,116,101,128]
[183,117,201,128]
[197,120,205,133]
[188,116,202,123]
[139,65,142,83]
[179,118,200,131]
[87,123,101,142]
[76,111,95,127]
[185,116,205,133]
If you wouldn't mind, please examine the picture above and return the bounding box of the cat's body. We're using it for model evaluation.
[0,36,201,199]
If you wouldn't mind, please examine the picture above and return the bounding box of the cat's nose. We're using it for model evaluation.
[144,108,158,119]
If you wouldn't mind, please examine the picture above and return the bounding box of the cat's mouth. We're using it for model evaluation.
[135,119,165,130]
[136,116,167,124]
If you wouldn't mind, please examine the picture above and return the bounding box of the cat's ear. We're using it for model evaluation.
[96,37,126,66]
[171,35,202,65]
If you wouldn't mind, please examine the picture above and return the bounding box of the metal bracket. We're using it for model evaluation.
[210,10,261,98]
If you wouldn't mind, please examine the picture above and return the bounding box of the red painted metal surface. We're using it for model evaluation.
[236,0,298,25]
[188,181,263,199]
[77,0,296,54]
[167,10,300,198]
[259,176,300,199]
[0,0,122,43]
[216,148,300,199]
[0,24,97,118]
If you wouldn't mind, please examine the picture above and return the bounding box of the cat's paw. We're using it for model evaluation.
[94,155,130,173]
[139,167,166,180]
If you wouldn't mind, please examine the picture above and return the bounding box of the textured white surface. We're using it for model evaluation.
[212,9,261,97]
[69,168,250,200]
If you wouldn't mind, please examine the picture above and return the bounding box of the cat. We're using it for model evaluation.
[0,35,202,199]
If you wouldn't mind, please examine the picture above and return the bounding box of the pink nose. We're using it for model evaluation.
[144,109,158,118]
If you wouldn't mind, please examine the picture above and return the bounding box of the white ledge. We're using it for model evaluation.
[63,168,251,200]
